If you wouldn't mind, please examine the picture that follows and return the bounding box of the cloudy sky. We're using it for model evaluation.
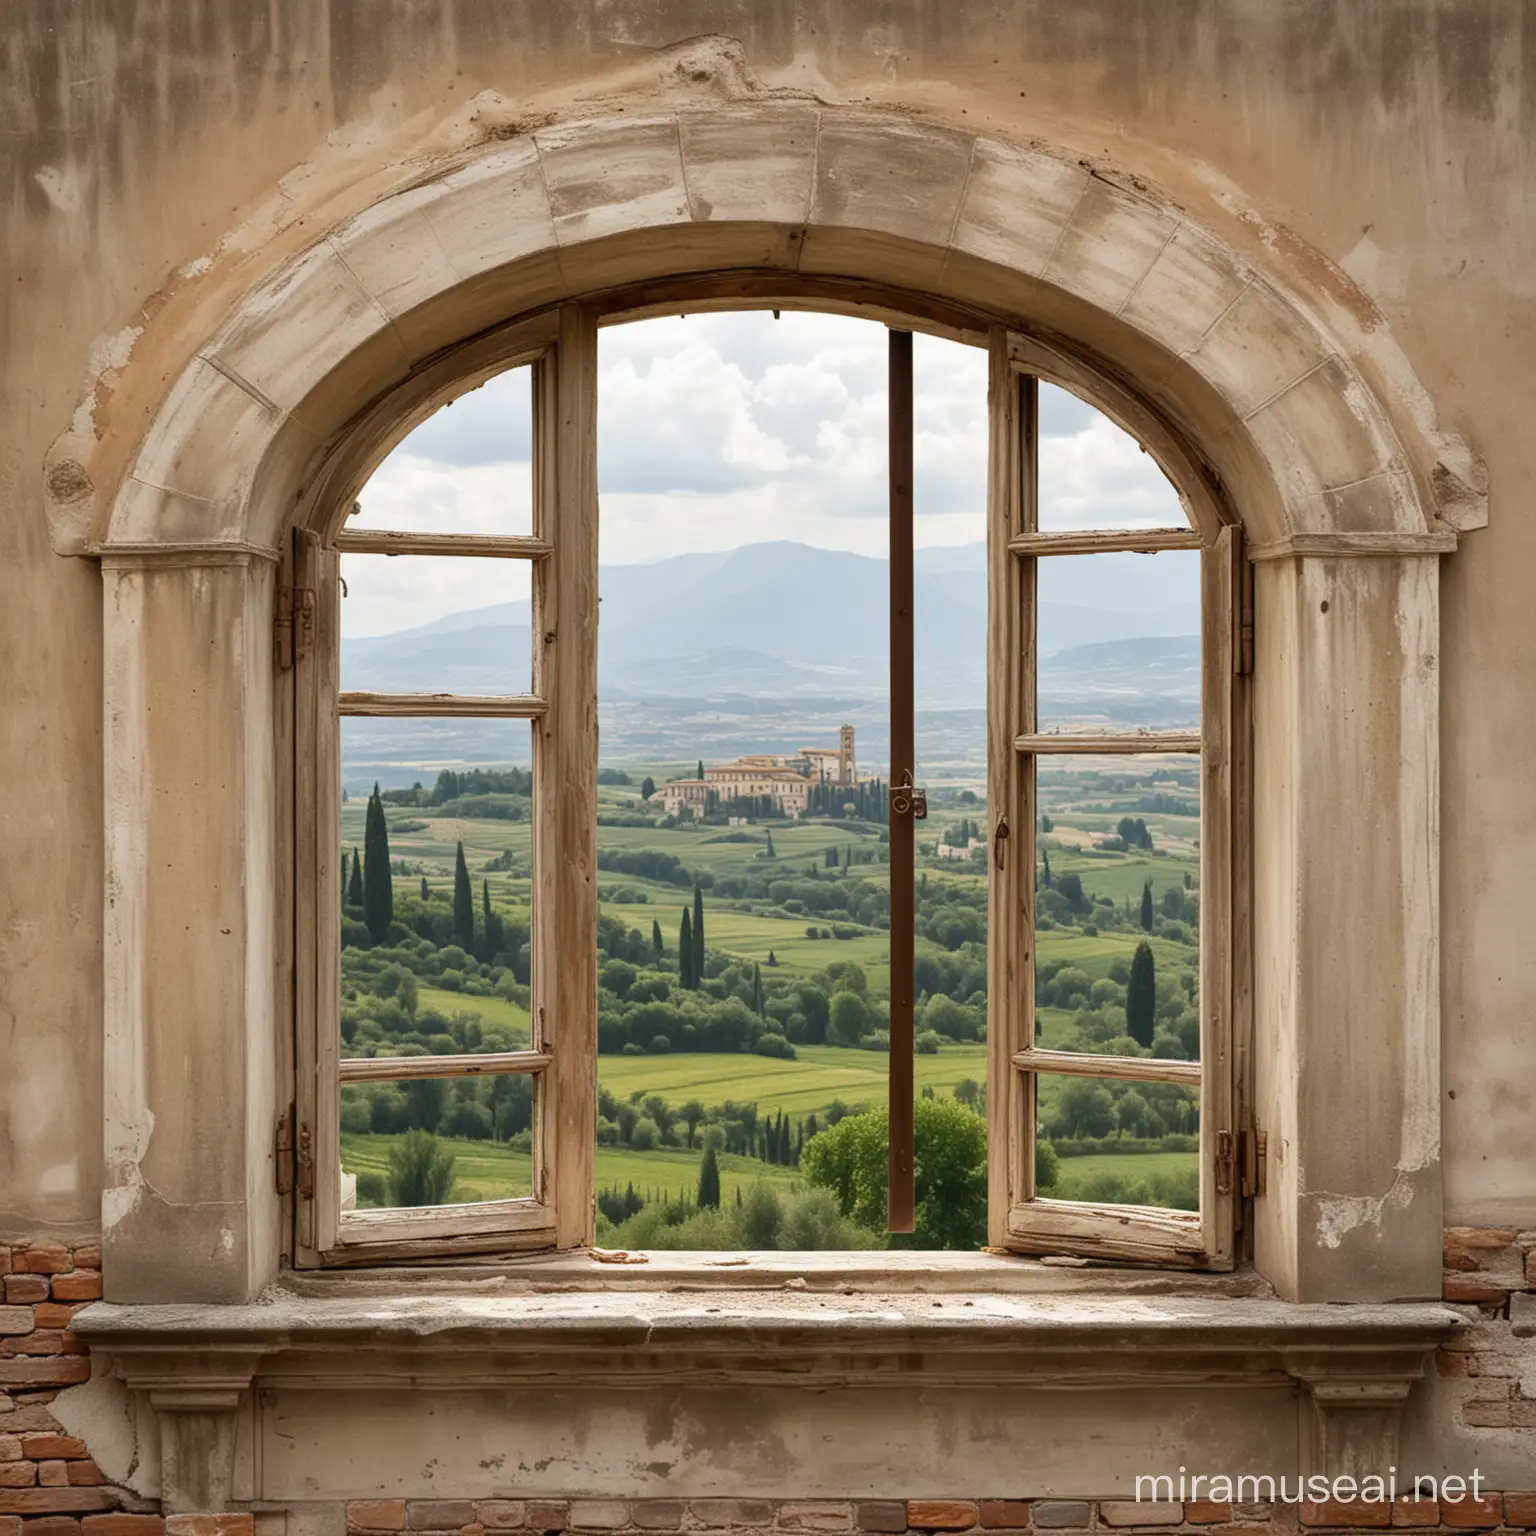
[343,310,1187,637]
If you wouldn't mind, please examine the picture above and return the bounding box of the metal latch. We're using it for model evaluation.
[889,770,927,820]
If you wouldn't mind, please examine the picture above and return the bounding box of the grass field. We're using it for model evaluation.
[416,985,531,1042]
[597,1041,988,1118]
[341,1130,800,1209]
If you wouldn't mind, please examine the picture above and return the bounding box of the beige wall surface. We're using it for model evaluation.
[1,0,1532,1238]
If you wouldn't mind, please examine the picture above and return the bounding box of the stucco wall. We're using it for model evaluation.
[0,0,1532,1238]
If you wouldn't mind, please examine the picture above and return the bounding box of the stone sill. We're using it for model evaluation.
[74,1287,1460,1390]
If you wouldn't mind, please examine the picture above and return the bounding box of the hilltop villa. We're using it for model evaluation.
[657,726,857,818]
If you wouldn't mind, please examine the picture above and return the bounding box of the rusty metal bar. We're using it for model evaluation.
[888,328,916,1236]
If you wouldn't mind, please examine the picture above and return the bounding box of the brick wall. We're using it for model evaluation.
[1439,1227,1536,1431]
[3,1235,1536,1536]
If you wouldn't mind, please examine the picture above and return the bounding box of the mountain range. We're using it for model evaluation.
[341,539,1199,707]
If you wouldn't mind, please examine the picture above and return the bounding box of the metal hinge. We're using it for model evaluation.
[274,584,315,671]
[1236,555,1255,676]
[275,1106,295,1194]
[1240,1127,1268,1198]
[1216,1128,1267,1198]
[275,1105,315,1198]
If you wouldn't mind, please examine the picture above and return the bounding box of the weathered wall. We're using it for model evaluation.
[0,2,1531,1227]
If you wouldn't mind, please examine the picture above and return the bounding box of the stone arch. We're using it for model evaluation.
[88,105,1453,1307]
[72,106,1453,559]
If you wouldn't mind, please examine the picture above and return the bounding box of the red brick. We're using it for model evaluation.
[856,1505,908,1534]
[49,1274,101,1304]
[0,1468,35,1489]
[164,1518,254,1536]
[1443,1276,1512,1304]
[348,1504,406,1534]
[13,1246,71,1277]
[70,1250,100,1274]
[1445,1226,1519,1249]
[22,1436,88,1461]
[38,1463,69,1489]
[34,1306,83,1331]
[906,1504,977,1531]
[0,1490,114,1515]
[28,1521,86,1536]
[0,1359,91,1388]
[1440,1494,1502,1528]
[471,1504,524,1531]
[1461,1401,1512,1427]
[0,1517,16,1536]
[66,1463,103,1487]
[1503,1494,1536,1527]
[0,1280,46,1306]
[979,1503,1031,1529]
[524,1504,568,1532]
[1390,1498,1439,1527]
[4,1334,71,1358]
[1186,1504,1233,1525]
[82,1518,165,1536]
[1301,1500,1391,1527]
[0,1254,10,1277]
[0,1440,16,1463]
[1437,1351,1471,1376]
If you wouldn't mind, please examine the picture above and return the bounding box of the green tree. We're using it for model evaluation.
[752,962,764,1017]
[363,785,393,943]
[640,776,655,800]
[801,1097,987,1250]
[652,918,665,961]
[828,990,870,1046]
[346,846,364,910]
[953,1077,981,1110]
[1127,939,1157,1048]
[418,875,429,902]
[453,842,474,950]
[481,879,506,960]
[767,950,778,967]
[387,1129,455,1207]
[680,1099,705,1149]
[692,883,705,985]
[679,908,694,989]
[697,1144,722,1209]
[1140,878,1154,931]
[1040,845,1052,889]
[765,830,776,858]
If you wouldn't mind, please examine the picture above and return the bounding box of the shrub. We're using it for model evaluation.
[386,1130,455,1207]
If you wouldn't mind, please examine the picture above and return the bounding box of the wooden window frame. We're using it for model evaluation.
[292,307,597,1266]
[986,329,1250,1270]
[288,302,1248,1271]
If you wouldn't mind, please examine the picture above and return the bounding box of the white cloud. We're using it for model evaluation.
[344,310,1188,634]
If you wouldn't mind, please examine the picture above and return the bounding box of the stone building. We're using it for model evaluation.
[656,732,855,817]
[2,6,1535,1536]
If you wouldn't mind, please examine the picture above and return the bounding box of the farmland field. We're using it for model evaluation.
[338,749,1204,1244]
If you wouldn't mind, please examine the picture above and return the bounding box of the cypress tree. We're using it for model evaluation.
[692,883,705,986]
[1140,878,1155,931]
[1127,940,1157,1048]
[453,842,475,950]
[363,786,393,943]
[652,919,664,961]
[1041,846,1052,888]
[679,909,693,989]
[347,846,364,910]
[777,1114,791,1165]
[765,830,776,858]
[752,962,764,1017]
[767,950,778,967]
[419,875,430,902]
[697,1145,721,1210]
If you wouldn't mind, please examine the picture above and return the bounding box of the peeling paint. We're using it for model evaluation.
[1313,1174,1415,1249]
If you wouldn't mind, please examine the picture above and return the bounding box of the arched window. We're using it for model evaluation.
[285,302,1246,1270]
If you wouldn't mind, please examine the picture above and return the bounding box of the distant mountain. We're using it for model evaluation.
[340,539,1199,708]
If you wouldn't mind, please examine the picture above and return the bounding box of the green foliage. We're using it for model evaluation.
[1035,1137,1059,1192]
[640,776,655,800]
[347,846,364,909]
[697,1144,722,1209]
[1140,879,1154,931]
[387,1129,456,1206]
[801,1096,987,1250]
[679,907,694,989]
[453,843,474,950]
[363,786,394,943]
[692,883,706,988]
[828,990,870,1046]
[1127,940,1156,1048]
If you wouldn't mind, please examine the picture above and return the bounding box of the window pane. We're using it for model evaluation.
[1034,549,1201,733]
[1034,754,1201,1063]
[1037,382,1189,533]
[1031,1069,1200,1211]
[340,1072,536,1209]
[340,553,533,696]
[350,365,533,536]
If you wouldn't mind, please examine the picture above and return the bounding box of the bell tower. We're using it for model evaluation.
[840,724,856,786]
